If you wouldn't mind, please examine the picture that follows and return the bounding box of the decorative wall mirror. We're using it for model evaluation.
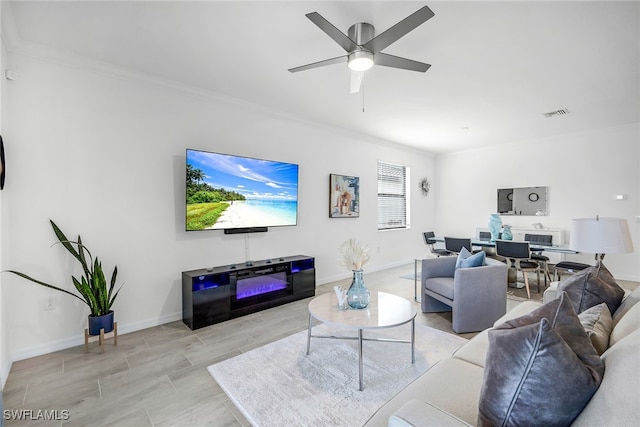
[497,186,548,216]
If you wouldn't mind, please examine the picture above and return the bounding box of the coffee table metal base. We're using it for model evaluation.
[306,314,415,391]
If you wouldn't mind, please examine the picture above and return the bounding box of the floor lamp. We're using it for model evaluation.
[569,216,634,263]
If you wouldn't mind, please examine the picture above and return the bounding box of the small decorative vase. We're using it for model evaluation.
[502,225,513,240]
[347,269,370,309]
[88,311,115,336]
[488,214,502,242]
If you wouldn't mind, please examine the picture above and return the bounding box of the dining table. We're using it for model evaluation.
[413,237,578,302]
[431,237,578,254]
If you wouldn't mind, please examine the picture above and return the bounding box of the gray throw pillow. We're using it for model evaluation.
[557,261,624,315]
[478,293,604,427]
[578,302,612,355]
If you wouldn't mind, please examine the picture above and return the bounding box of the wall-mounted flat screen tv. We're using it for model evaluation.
[186,149,299,232]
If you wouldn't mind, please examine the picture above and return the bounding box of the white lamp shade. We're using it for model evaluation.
[570,217,634,254]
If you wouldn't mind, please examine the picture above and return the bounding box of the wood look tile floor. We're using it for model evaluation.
[3,263,637,427]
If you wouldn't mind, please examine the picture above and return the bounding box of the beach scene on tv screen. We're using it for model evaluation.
[186,150,299,231]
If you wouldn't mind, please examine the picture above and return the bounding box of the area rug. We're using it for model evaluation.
[506,281,546,302]
[208,323,467,427]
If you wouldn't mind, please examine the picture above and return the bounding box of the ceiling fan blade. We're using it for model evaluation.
[362,6,435,54]
[288,55,348,73]
[375,53,431,72]
[350,70,365,94]
[305,12,359,52]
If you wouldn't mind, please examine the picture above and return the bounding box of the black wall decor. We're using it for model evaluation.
[0,135,5,190]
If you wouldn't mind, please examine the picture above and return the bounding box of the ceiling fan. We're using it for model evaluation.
[288,5,435,94]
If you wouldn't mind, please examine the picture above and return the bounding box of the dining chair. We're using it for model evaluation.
[422,232,453,257]
[524,233,553,285]
[553,261,590,281]
[444,237,473,254]
[495,240,541,299]
[477,231,498,257]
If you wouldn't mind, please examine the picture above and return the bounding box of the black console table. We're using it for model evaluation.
[182,255,315,330]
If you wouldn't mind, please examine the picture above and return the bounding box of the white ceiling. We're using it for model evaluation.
[3,1,639,153]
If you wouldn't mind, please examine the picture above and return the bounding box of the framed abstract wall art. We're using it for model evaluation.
[330,174,360,218]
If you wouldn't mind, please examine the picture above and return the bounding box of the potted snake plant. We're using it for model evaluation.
[6,220,123,335]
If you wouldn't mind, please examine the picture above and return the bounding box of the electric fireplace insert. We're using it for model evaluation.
[182,255,315,329]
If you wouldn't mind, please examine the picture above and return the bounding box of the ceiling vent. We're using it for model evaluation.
[543,108,570,118]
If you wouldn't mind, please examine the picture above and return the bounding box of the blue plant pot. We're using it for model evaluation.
[88,311,114,336]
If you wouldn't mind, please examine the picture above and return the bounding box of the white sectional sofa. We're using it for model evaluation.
[364,284,640,427]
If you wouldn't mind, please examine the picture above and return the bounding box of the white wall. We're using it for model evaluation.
[1,52,436,361]
[435,124,640,281]
[0,0,7,392]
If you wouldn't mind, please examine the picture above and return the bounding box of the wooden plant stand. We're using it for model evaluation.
[84,322,118,353]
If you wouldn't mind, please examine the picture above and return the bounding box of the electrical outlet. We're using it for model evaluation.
[44,296,56,311]
[4,70,18,81]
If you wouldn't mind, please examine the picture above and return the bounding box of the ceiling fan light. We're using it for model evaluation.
[348,51,374,71]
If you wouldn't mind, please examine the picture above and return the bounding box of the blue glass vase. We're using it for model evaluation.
[347,269,370,309]
[502,225,513,240]
[488,214,502,242]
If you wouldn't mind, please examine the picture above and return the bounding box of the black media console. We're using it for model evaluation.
[182,255,315,330]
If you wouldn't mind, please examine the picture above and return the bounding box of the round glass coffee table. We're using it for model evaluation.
[306,290,417,391]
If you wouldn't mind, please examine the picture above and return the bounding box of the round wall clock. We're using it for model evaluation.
[528,192,539,202]
[418,177,431,196]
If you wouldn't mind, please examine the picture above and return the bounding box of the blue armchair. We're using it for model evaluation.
[421,256,508,333]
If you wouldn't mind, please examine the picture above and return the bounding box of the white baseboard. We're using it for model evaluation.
[7,259,422,368]
[316,259,414,286]
[617,274,640,284]
[9,311,183,363]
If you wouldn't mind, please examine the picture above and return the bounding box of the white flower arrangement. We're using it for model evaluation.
[338,237,371,271]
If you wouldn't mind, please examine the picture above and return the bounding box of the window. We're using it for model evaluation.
[377,161,409,230]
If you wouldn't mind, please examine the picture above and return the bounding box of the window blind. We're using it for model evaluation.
[377,161,408,230]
